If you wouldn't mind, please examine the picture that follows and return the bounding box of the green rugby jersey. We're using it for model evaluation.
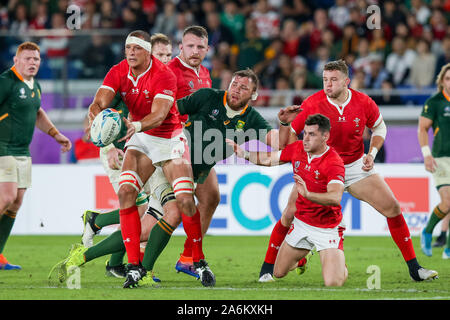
[177,88,273,183]
[0,67,42,156]
[422,91,450,157]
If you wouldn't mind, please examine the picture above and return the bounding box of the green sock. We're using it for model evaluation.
[447,220,450,250]
[84,230,125,262]
[108,251,126,267]
[95,209,120,229]
[142,219,174,271]
[0,211,16,254]
[425,206,447,234]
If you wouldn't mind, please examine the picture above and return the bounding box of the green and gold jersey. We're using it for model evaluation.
[177,88,273,183]
[422,91,450,158]
[0,67,42,157]
[110,93,129,151]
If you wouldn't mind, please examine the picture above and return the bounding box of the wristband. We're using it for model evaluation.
[421,146,432,157]
[132,121,142,133]
[369,147,378,159]
[47,127,59,138]
[101,143,115,154]
[279,121,289,127]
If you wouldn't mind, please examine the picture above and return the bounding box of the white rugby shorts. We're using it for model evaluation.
[125,132,186,167]
[344,156,376,189]
[285,217,346,252]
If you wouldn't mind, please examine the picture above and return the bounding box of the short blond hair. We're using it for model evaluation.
[436,63,450,92]
[16,41,40,56]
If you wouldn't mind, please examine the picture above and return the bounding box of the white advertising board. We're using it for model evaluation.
[12,163,441,236]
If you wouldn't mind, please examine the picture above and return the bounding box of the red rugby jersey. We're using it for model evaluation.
[101,57,182,139]
[291,89,382,165]
[168,56,212,123]
[280,141,345,228]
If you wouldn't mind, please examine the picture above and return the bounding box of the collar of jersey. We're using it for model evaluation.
[306,145,330,164]
[176,56,200,77]
[11,66,34,89]
[128,59,152,87]
[326,89,352,116]
[223,91,249,118]
[442,90,450,102]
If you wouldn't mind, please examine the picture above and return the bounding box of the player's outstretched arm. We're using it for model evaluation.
[87,88,116,124]
[35,107,72,152]
[225,138,284,167]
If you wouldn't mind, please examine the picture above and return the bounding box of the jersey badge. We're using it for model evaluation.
[143,89,150,98]
[188,80,194,89]
[353,117,360,127]
[209,109,219,121]
[444,106,450,117]
[314,170,320,179]
[236,120,245,131]
[19,87,26,99]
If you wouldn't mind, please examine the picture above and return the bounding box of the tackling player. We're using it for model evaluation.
[227,114,348,286]
[259,60,438,282]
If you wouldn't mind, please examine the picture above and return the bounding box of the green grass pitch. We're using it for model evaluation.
[0,235,448,300]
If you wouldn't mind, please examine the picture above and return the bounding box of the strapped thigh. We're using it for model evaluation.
[119,170,143,193]
[172,176,194,197]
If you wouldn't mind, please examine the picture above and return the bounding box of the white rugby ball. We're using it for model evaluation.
[90,108,122,147]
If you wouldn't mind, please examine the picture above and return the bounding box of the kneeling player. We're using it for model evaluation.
[227,114,348,286]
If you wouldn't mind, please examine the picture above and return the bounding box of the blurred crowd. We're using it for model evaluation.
[1,0,450,106]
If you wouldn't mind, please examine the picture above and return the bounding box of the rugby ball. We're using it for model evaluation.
[90,108,122,147]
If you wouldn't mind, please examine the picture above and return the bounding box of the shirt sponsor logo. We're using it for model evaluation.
[338,116,346,122]
[131,88,139,94]
[444,106,450,117]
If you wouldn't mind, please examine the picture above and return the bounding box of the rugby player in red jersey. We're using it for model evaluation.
[87,30,201,288]
[227,114,348,286]
[259,60,438,282]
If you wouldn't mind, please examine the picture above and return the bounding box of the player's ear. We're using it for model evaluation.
[345,77,351,86]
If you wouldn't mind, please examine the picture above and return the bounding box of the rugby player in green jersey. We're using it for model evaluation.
[419,62,450,259]
[52,69,278,287]
[0,42,71,270]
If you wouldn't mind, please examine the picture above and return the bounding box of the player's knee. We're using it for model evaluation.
[0,191,17,209]
[386,199,402,218]
[273,268,287,279]
[118,185,138,205]
[176,194,196,216]
[323,274,346,287]
[200,190,220,210]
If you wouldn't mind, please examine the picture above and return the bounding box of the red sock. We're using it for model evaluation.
[182,208,204,263]
[264,220,290,264]
[182,236,193,258]
[387,214,416,262]
[119,205,141,265]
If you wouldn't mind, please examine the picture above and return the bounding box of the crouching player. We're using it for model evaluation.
[226,114,348,286]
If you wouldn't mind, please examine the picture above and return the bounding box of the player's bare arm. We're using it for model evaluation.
[88,87,116,123]
[278,105,301,149]
[294,174,344,206]
[35,107,72,152]
[119,98,172,142]
[417,116,437,172]
[225,138,284,166]
[265,129,281,151]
